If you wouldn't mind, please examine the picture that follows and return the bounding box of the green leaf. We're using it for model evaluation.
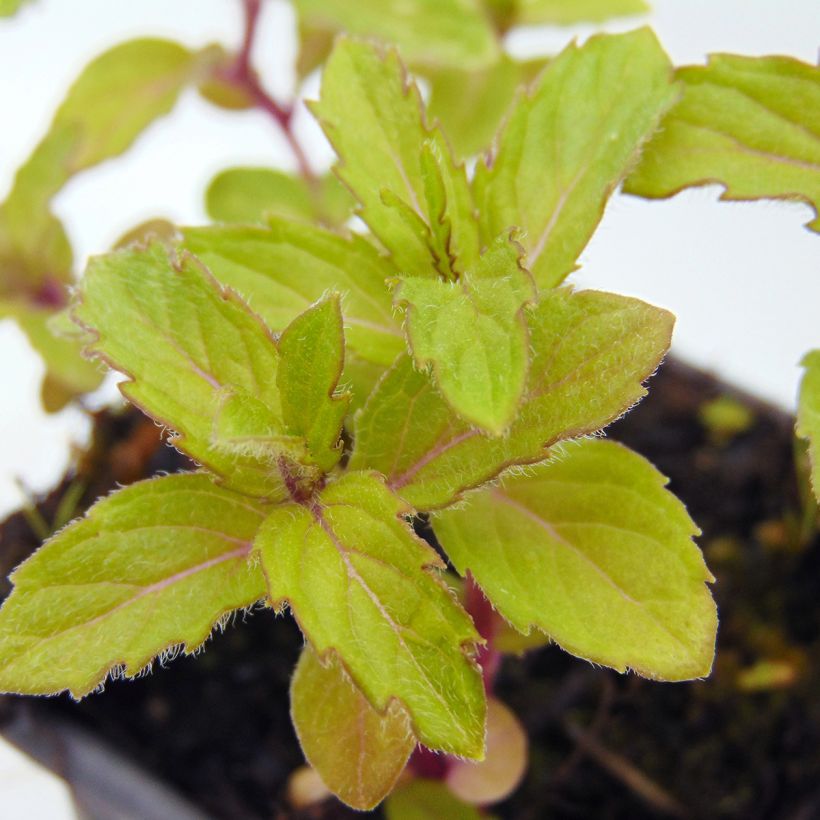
[394,234,534,433]
[427,56,547,159]
[624,54,820,231]
[351,287,673,509]
[512,0,648,26]
[277,295,350,472]
[180,221,404,401]
[0,0,28,18]
[73,243,312,499]
[294,0,499,70]
[385,780,484,820]
[475,28,678,288]
[206,167,354,227]
[0,474,268,697]
[434,438,717,680]
[291,645,415,810]
[255,471,486,757]
[797,350,820,501]
[312,39,480,280]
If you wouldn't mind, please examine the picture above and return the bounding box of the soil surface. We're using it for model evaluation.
[1,359,819,819]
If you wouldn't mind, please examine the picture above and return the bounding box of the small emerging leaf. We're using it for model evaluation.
[0,474,268,697]
[291,645,415,810]
[255,471,486,757]
[435,439,717,680]
[475,28,678,288]
[797,350,820,501]
[625,54,820,231]
[385,779,484,820]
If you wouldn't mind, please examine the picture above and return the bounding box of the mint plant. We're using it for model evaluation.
[0,0,818,813]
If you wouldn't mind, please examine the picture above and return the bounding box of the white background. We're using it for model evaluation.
[0,1,817,814]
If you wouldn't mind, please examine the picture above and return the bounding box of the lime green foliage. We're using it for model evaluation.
[798,351,820,501]
[293,0,499,70]
[0,474,268,697]
[291,646,415,810]
[394,235,534,433]
[509,0,648,26]
[385,779,485,820]
[475,28,678,288]
[256,471,485,757]
[0,0,27,16]
[436,439,717,680]
[206,167,353,227]
[698,395,754,443]
[352,288,673,508]
[625,55,820,231]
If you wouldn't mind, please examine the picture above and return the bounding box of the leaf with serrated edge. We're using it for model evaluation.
[435,438,717,680]
[475,28,678,288]
[797,350,820,501]
[278,296,350,472]
[294,0,499,70]
[394,234,534,433]
[255,471,486,757]
[385,779,484,820]
[351,287,673,509]
[312,39,479,280]
[73,242,308,500]
[291,645,415,810]
[0,474,268,697]
[625,54,820,231]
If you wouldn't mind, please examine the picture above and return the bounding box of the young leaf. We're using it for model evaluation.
[277,295,350,472]
[255,471,486,758]
[206,167,353,227]
[352,288,673,509]
[394,234,535,433]
[385,779,484,820]
[312,39,479,280]
[181,222,403,370]
[511,0,648,26]
[0,474,268,697]
[475,28,678,288]
[624,54,820,231]
[797,350,820,501]
[290,645,415,810]
[293,0,499,71]
[446,698,528,806]
[73,243,327,499]
[434,438,717,681]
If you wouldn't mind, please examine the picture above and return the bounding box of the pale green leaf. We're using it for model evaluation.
[0,474,268,697]
[351,287,673,509]
[206,167,353,227]
[312,39,480,280]
[513,0,648,26]
[435,438,717,680]
[291,645,415,810]
[73,243,305,499]
[475,28,677,288]
[385,780,484,820]
[624,54,820,231]
[394,234,534,433]
[0,0,28,18]
[427,56,547,159]
[294,0,499,70]
[277,295,350,472]
[255,471,486,757]
[797,350,820,501]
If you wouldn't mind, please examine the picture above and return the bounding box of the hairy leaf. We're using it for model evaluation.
[255,471,486,757]
[385,780,484,820]
[352,287,673,509]
[435,438,717,680]
[74,243,318,499]
[0,474,268,697]
[312,39,479,280]
[291,646,415,810]
[206,167,353,227]
[475,28,677,288]
[798,350,820,501]
[294,0,499,70]
[625,54,820,231]
[394,235,534,433]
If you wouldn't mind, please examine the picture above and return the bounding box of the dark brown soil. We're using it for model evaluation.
[1,359,819,820]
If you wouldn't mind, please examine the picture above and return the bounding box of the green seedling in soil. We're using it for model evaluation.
[0,0,818,812]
